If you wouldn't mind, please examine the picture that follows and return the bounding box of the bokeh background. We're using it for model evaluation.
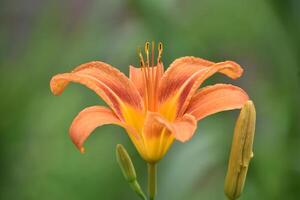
[1,0,299,199]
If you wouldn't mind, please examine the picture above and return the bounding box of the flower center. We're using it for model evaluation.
[138,42,163,111]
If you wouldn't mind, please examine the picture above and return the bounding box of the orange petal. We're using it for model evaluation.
[159,57,213,102]
[50,61,144,119]
[144,112,197,142]
[129,65,144,97]
[69,106,141,152]
[129,64,164,98]
[171,114,197,142]
[158,57,243,117]
[186,84,249,120]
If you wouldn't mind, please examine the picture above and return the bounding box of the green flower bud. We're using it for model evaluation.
[224,100,256,200]
[116,144,136,182]
[116,144,146,200]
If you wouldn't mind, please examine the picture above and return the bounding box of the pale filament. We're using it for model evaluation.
[138,42,163,112]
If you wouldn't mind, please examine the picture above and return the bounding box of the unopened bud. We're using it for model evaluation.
[116,144,146,200]
[116,144,136,182]
[224,100,256,200]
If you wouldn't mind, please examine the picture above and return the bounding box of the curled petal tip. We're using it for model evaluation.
[175,137,188,143]
[80,147,85,154]
[222,61,244,79]
[50,76,66,96]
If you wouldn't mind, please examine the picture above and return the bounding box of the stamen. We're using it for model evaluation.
[137,47,148,103]
[145,42,150,67]
[145,42,154,110]
[138,48,146,68]
[158,42,163,63]
[137,41,164,111]
[151,41,155,67]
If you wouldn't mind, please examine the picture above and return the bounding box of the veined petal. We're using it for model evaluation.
[129,65,145,97]
[158,57,243,117]
[159,57,214,103]
[69,106,142,153]
[129,64,164,98]
[50,61,144,119]
[186,84,249,120]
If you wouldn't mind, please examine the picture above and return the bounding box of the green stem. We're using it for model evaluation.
[130,180,147,200]
[148,163,157,200]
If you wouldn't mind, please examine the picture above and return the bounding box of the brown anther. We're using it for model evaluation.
[145,42,150,67]
[145,42,150,52]
[158,42,163,63]
[138,48,145,67]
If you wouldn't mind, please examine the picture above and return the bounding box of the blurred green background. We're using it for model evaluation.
[1,0,299,199]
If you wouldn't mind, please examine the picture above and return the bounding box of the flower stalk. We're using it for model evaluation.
[148,163,157,200]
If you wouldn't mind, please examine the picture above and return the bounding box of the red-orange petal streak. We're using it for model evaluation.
[158,57,243,117]
[50,61,144,119]
[186,84,249,120]
[178,61,243,115]
[159,56,214,103]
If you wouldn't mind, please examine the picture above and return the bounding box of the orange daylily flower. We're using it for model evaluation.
[50,42,249,163]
